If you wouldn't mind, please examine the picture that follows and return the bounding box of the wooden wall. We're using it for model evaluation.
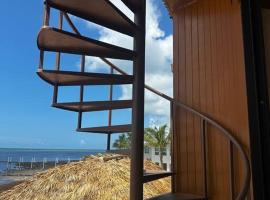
[172,0,252,199]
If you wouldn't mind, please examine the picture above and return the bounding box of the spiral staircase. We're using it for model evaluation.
[37,0,251,200]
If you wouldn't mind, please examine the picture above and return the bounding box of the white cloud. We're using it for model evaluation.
[84,0,173,124]
[109,0,134,20]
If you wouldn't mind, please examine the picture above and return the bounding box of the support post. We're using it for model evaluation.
[107,67,114,151]
[107,133,111,151]
[130,1,146,200]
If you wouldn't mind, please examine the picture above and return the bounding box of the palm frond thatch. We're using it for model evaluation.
[0,154,170,200]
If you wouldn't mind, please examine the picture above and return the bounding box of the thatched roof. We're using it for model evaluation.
[0,154,170,200]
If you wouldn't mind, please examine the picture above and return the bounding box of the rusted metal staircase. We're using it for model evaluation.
[37,0,251,200]
[37,0,137,139]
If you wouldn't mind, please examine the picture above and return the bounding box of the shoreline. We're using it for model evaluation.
[0,160,83,192]
[0,181,24,193]
[0,154,171,200]
[0,169,45,192]
[0,160,81,188]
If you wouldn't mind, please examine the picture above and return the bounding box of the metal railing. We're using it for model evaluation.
[172,101,251,200]
[105,60,251,199]
[41,9,251,200]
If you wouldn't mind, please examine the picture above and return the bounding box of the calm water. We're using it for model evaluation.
[0,148,105,172]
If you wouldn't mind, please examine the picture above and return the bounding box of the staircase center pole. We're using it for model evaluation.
[107,67,113,151]
[130,1,146,200]
[107,133,111,151]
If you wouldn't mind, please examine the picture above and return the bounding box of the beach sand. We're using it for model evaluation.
[0,181,24,193]
[0,161,75,193]
[0,169,45,193]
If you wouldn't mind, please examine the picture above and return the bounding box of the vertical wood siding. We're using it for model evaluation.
[172,0,251,199]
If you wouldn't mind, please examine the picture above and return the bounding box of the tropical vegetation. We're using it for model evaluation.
[144,125,171,167]
[113,124,171,169]
[113,133,131,149]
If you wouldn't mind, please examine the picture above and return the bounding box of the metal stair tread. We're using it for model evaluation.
[52,100,133,112]
[46,0,136,36]
[37,69,134,86]
[38,27,136,60]
[147,193,205,200]
[143,171,174,183]
[77,124,132,133]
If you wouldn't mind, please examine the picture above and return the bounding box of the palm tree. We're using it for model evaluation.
[113,133,131,149]
[144,124,171,168]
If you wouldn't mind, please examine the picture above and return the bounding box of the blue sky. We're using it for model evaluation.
[0,0,172,149]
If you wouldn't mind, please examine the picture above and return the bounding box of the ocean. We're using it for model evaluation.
[0,148,105,173]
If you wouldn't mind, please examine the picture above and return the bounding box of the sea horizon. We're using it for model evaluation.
[0,148,106,151]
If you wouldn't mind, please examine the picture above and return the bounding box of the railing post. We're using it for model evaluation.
[53,11,63,104]
[130,1,146,200]
[39,3,50,69]
[43,2,50,27]
[201,119,208,198]
[170,101,176,193]
[55,11,63,71]
[77,55,85,129]
[62,13,86,131]
[229,140,235,200]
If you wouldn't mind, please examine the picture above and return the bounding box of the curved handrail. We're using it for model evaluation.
[102,57,251,199]
[63,12,250,200]
[172,100,251,200]
[103,59,250,200]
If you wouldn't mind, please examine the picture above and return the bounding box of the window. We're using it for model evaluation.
[162,163,167,171]
[155,147,159,155]
[144,147,150,154]
[162,148,167,156]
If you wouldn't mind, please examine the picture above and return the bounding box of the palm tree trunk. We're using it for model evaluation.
[159,147,163,169]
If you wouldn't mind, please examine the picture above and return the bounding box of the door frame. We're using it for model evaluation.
[241,0,270,199]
